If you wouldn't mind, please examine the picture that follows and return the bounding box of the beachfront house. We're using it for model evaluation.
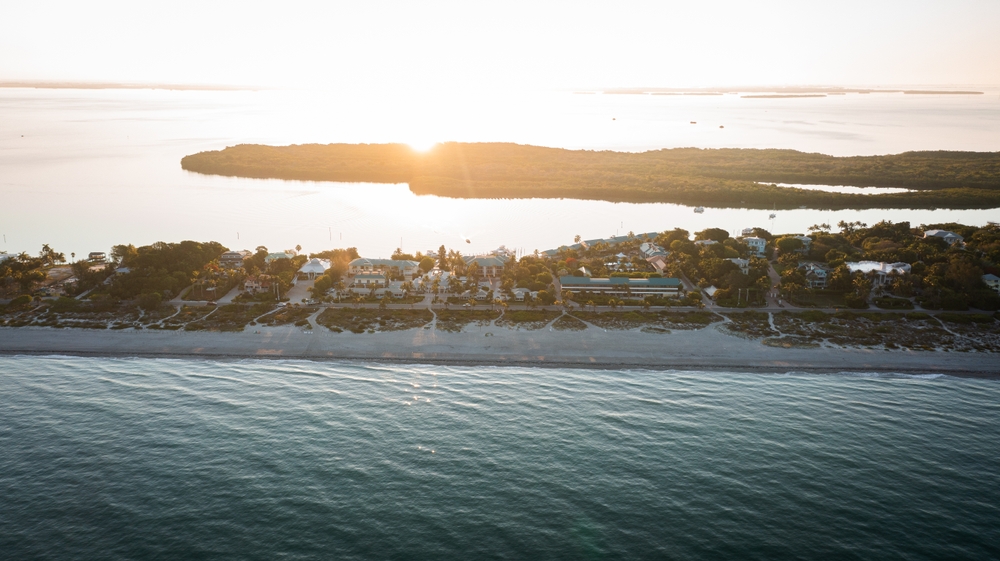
[265,250,297,264]
[87,252,106,263]
[559,276,684,299]
[743,237,766,257]
[727,258,750,274]
[984,274,1000,294]
[511,288,532,301]
[352,272,388,288]
[297,258,331,280]
[220,250,252,268]
[464,255,508,278]
[244,275,273,294]
[846,261,911,287]
[793,235,813,254]
[924,229,964,246]
[349,257,420,280]
[799,262,830,289]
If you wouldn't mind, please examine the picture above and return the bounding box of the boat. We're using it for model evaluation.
[769,213,776,219]
[465,239,471,244]
[690,121,697,124]
[694,207,705,213]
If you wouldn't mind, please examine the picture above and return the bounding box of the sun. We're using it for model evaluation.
[406,139,438,152]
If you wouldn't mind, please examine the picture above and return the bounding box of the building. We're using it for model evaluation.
[846,261,912,286]
[727,258,750,274]
[220,250,252,268]
[349,258,420,280]
[799,262,830,289]
[511,288,533,301]
[743,237,767,257]
[463,255,508,278]
[265,251,297,264]
[352,272,388,288]
[793,235,813,253]
[924,229,964,246]
[87,252,106,263]
[244,275,273,294]
[984,274,1000,294]
[298,258,331,280]
[559,276,684,299]
[694,239,718,247]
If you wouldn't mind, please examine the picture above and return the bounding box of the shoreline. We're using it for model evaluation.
[2,325,997,379]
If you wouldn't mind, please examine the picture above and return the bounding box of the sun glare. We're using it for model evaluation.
[407,139,438,152]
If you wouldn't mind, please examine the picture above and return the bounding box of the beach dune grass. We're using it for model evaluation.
[316,308,433,333]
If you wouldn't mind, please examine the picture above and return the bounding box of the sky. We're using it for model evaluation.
[1,0,999,91]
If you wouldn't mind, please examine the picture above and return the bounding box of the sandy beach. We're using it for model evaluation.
[1,324,996,377]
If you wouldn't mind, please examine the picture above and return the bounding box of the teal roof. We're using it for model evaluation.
[560,276,681,287]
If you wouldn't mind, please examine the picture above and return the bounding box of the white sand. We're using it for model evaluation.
[1,324,996,377]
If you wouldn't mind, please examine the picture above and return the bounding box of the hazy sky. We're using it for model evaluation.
[2,0,998,90]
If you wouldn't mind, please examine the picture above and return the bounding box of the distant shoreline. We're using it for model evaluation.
[2,325,996,378]
[0,81,258,91]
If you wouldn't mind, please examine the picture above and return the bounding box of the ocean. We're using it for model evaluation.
[2,356,998,559]
[1,86,999,260]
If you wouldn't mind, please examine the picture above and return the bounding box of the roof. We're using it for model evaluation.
[924,229,962,238]
[559,276,681,287]
[983,274,1000,282]
[464,255,507,267]
[350,258,419,268]
[354,272,387,279]
[846,261,911,274]
[298,258,331,274]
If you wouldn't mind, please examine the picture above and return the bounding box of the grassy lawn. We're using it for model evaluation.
[185,303,275,332]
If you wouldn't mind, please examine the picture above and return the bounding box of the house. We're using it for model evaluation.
[475,289,490,301]
[578,266,592,277]
[349,258,420,280]
[984,274,1000,294]
[846,261,912,286]
[799,262,830,289]
[694,239,718,247]
[512,288,532,301]
[743,237,766,257]
[727,258,750,274]
[352,272,387,288]
[244,275,273,294]
[924,229,964,246]
[464,255,508,278]
[374,281,408,299]
[703,285,719,300]
[639,242,667,259]
[559,276,684,299]
[298,258,331,280]
[265,251,296,264]
[88,252,106,263]
[793,235,813,253]
[220,250,252,268]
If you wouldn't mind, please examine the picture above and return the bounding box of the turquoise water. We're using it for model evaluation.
[1,356,999,559]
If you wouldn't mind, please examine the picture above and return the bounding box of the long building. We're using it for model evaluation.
[559,276,683,299]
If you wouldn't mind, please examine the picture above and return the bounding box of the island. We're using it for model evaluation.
[3,221,999,376]
[180,143,1000,209]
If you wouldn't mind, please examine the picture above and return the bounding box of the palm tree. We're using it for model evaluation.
[586,299,595,312]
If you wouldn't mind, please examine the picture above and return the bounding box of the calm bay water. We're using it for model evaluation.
[1,87,999,259]
[2,356,999,559]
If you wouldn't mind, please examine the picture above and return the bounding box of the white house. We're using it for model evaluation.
[265,250,297,264]
[298,258,331,280]
[799,262,830,289]
[349,258,420,280]
[983,274,1000,294]
[743,237,766,257]
[464,255,508,278]
[727,258,750,274]
[846,261,912,286]
[924,229,964,246]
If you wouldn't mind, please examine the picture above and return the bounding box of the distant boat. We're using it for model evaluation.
[719,125,724,129]
[694,207,705,213]
[465,239,471,244]
[769,213,776,219]
[690,121,697,124]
